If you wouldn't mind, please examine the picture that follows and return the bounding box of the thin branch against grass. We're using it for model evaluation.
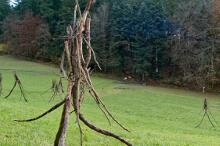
[15,99,65,122]
[41,78,65,102]
[4,72,28,102]
[14,0,132,145]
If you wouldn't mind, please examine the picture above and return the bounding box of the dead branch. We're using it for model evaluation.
[64,40,72,70]
[208,111,218,126]
[82,67,129,131]
[15,99,65,122]
[4,80,17,98]
[4,72,28,102]
[60,51,67,78]
[55,80,73,146]
[89,91,111,125]
[79,113,132,146]
[54,97,71,146]
[58,77,64,93]
[83,37,101,70]
[85,18,92,67]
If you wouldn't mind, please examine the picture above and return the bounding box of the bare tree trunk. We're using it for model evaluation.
[54,82,73,146]
[54,97,71,146]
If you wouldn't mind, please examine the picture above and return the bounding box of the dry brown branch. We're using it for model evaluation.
[83,37,101,70]
[64,40,72,70]
[4,80,17,98]
[89,88,130,132]
[55,81,73,145]
[75,0,82,20]
[15,99,65,122]
[89,90,111,125]
[4,72,28,102]
[54,97,71,146]
[80,67,111,124]
[60,51,67,78]
[85,18,92,67]
[82,67,129,131]
[58,77,64,93]
[79,113,132,146]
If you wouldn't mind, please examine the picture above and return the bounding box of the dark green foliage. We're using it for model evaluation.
[2,0,220,89]
[0,0,10,40]
[92,0,170,80]
[0,0,10,21]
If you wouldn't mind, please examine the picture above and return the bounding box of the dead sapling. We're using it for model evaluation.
[4,72,28,102]
[195,87,218,128]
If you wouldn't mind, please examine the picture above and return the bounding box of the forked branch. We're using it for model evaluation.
[4,72,28,102]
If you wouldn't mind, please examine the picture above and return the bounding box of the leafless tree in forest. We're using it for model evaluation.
[60,51,67,77]
[92,3,111,72]
[14,1,132,146]
[3,12,51,59]
[169,0,220,89]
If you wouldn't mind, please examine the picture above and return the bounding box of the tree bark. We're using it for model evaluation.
[54,82,73,146]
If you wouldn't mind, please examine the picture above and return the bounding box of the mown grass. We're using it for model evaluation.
[1,55,220,146]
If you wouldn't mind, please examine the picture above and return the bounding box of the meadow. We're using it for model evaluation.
[1,55,220,146]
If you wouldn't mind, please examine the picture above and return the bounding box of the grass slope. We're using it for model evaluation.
[1,55,220,146]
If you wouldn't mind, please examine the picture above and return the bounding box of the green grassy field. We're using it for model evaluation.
[1,55,220,146]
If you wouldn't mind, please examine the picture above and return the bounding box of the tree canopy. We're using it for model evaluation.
[1,0,220,90]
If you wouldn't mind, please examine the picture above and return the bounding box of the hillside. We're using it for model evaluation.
[0,55,220,146]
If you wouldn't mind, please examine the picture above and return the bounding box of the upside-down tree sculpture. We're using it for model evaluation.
[195,87,217,128]
[15,0,132,146]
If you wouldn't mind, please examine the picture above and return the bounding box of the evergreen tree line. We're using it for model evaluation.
[1,0,220,90]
